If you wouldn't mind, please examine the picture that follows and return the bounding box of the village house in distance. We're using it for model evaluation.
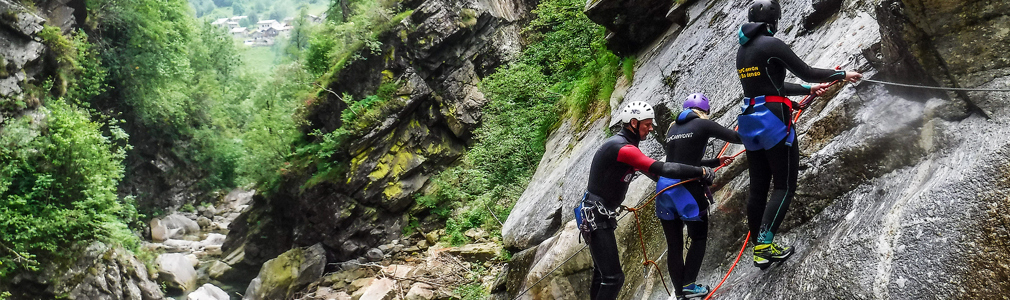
[211,15,322,47]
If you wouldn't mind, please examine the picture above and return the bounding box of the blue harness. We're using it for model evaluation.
[737,96,795,151]
[655,177,702,221]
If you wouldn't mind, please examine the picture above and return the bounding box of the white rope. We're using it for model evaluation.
[863,79,1010,92]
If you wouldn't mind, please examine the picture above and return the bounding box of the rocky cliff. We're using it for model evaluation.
[219,0,537,284]
[500,0,1010,299]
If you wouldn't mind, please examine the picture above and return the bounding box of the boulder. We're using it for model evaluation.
[447,242,501,262]
[424,232,439,245]
[207,260,232,280]
[29,242,165,300]
[184,254,199,267]
[355,278,395,300]
[463,228,487,240]
[198,233,227,248]
[349,277,374,293]
[151,218,169,242]
[196,216,212,229]
[365,248,384,262]
[241,243,327,300]
[187,283,229,300]
[382,264,413,278]
[405,283,435,300]
[154,214,201,240]
[162,239,196,253]
[156,253,198,293]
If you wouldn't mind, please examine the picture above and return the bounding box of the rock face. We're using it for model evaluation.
[242,244,327,300]
[222,0,534,279]
[9,242,164,300]
[502,0,1010,299]
[583,0,690,54]
[0,0,47,100]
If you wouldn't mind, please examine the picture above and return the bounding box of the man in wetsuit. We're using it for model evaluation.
[658,93,741,298]
[736,0,861,269]
[580,101,714,300]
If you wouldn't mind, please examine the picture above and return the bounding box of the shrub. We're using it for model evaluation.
[0,98,137,278]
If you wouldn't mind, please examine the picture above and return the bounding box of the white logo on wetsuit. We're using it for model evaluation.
[623,172,634,182]
[667,132,693,141]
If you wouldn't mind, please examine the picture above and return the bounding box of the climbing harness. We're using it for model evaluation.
[575,193,621,244]
[862,78,1010,92]
[655,177,702,221]
[737,95,796,151]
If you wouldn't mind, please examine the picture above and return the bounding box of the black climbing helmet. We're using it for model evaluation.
[748,0,781,33]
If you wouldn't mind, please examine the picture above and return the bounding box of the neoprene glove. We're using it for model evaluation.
[701,166,715,185]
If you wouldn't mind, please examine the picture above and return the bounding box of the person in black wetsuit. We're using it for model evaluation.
[579,101,715,300]
[658,93,741,299]
[736,0,862,269]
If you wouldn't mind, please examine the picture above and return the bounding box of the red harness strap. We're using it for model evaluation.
[749,95,793,111]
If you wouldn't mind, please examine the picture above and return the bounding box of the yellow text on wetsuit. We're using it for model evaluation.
[738,66,761,79]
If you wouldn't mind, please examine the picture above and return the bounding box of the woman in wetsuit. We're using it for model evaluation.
[736,0,861,268]
[658,93,741,299]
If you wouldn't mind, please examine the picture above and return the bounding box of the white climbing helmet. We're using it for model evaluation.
[619,101,655,124]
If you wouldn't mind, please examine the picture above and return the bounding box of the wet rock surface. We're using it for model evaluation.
[503,0,1010,299]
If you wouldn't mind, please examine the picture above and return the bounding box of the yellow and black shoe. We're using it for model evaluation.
[753,243,793,269]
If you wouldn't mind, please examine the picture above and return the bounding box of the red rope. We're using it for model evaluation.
[703,232,750,300]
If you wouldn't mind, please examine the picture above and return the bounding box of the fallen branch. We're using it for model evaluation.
[483,202,504,227]
[0,241,37,265]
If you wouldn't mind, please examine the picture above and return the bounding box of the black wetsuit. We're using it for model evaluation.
[736,22,845,244]
[584,127,704,300]
[662,110,741,293]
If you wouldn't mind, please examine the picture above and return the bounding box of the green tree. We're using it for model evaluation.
[284,8,312,60]
[0,99,136,277]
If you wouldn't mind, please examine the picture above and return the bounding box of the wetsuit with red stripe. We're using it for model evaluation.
[584,127,703,300]
[586,128,704,212]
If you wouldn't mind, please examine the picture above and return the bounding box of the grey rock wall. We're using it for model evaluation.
[11,242,164,300]
[502,0,1010,299]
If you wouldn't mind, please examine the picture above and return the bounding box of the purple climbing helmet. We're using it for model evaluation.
[683,93,710,112]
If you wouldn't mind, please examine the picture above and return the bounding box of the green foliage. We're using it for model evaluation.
[87,0,254,194]
[314,5,411,84]
[66,31,109,104]
[38,26,74,65]
[237,63,313,189]
[622,56,636,81]
[94,0,200,135]
[416,0,618,244]
[341,80,402,131]
[0,98,137,278]
[454,283,488,300]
